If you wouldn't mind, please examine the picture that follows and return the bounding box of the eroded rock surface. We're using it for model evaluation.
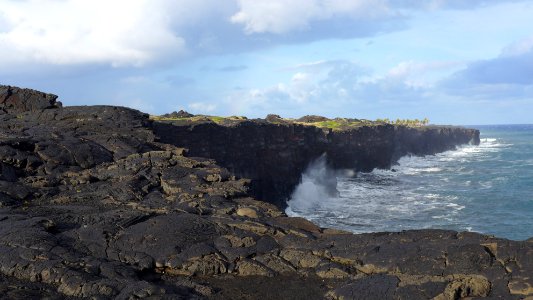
[0,86,528,299]
[153,119,479,208]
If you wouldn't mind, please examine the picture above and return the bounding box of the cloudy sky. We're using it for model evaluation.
[1,0,533,124]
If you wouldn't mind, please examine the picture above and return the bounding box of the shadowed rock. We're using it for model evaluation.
[0,86,528,299]
[1,85,61,114]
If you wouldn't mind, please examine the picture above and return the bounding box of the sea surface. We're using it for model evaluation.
[286,124,533,241]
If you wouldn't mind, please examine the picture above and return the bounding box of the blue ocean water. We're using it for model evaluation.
[287,124,533,241]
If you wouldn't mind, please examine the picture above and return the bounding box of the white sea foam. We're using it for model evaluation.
[481,138,497,143]
[286,134,517,235]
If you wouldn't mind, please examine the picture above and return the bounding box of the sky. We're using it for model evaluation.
[1,0,533,125]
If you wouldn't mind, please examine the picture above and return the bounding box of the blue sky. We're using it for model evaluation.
[1,0,533,124]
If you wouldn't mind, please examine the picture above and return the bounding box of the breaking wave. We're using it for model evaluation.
[287,127,533,240]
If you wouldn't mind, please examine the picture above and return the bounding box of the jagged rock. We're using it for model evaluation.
[329,275,400,300]
[254,254,297,274]
[270,216,322,234]
[434,275,491,299]
[161,110,194,119]
[315,261,352,279]
[236,207,258,218]
[153,115,479,209]
[0,85,61,114]
[280,249,323,269]
[236,259,275,277]
[0,86,525,299]
[265,114,283,122]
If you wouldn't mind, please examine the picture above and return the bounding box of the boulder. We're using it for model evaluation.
[0,85,61,114]
[161,110,194,118]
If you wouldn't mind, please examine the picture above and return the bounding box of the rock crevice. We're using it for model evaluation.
[2,86,528,300]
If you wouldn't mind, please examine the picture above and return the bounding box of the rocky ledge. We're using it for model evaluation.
[153,114,479,208]
[0,85,530,299]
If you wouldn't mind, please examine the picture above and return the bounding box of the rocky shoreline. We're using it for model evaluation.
[153,114,479,209]
[1,85,531,299]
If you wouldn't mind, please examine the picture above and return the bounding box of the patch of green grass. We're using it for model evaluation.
[313,120,344,129]
[150,113,427,131]
[150,115,247,125]
[207,116,225,124]
[292,118,372,131]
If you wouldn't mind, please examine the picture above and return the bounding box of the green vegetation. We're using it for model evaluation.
[295,117,429,131]
[150,113,430,131]
[295,118,367,131]
[150,115,247,125]
[375,118,430,126]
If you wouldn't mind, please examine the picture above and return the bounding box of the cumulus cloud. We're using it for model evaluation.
[224,60,368,116]
[0,0,191,67]
[224,58,466,117]
[392,0,526,10]
[502,34,533,56]
[1,0,522,70]
[442,35,533,99]
[230,0,390,34]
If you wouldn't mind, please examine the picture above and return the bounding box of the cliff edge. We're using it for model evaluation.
[153,117,479,208]
[1,86,529,300]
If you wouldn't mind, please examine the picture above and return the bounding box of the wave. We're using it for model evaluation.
[286,133,531,238]
[286,145,476,233]
[481,138,497,143]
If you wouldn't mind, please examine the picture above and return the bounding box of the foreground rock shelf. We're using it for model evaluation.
[0,85,531,299]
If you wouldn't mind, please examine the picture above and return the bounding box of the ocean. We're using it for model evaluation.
[286,124,533,241]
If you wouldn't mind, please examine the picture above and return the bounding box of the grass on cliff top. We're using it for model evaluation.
[150,115,247,125]
[295,119,376,131]
[150,115,428,131]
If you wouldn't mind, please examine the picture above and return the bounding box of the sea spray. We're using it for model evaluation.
[286,154,338,214]
[286,126,533,240]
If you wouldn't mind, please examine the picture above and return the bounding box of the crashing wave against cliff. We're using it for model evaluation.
[2,85,529,300]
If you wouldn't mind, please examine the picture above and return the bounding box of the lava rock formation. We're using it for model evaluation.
[0,85,530,300]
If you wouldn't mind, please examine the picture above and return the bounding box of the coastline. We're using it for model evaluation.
[1,85,531,299]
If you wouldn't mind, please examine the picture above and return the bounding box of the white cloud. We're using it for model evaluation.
[0,0,526,70]
[228,0,517,35]
[384,60,464,88]
[0,0,186,67]
[391,0,525,10]
[225,60,364,116]
[224,58,468,117]
[442,35,533,95]
[189,101,217,113]
[502,34,533,56]
[230,0,390,34]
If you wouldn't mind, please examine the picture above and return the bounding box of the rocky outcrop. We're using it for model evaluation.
[2,86,524,300]
[153,121,479,208]
[161,110,194,119]
[1,85,62,114]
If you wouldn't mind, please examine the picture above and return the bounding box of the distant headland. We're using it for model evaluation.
[1,85,530,299]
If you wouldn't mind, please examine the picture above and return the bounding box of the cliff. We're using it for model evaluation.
[153,120,479,208]
[2,86,529,300]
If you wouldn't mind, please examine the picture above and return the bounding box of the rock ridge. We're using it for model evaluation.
[153,119,479,208]
[1,86,528,300]
[1,85,62,114]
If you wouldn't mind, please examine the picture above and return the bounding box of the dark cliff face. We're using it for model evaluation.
[327,125,480,170]
[2,86,532,300]
[153,121,328,208]
[153,121,480,209]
